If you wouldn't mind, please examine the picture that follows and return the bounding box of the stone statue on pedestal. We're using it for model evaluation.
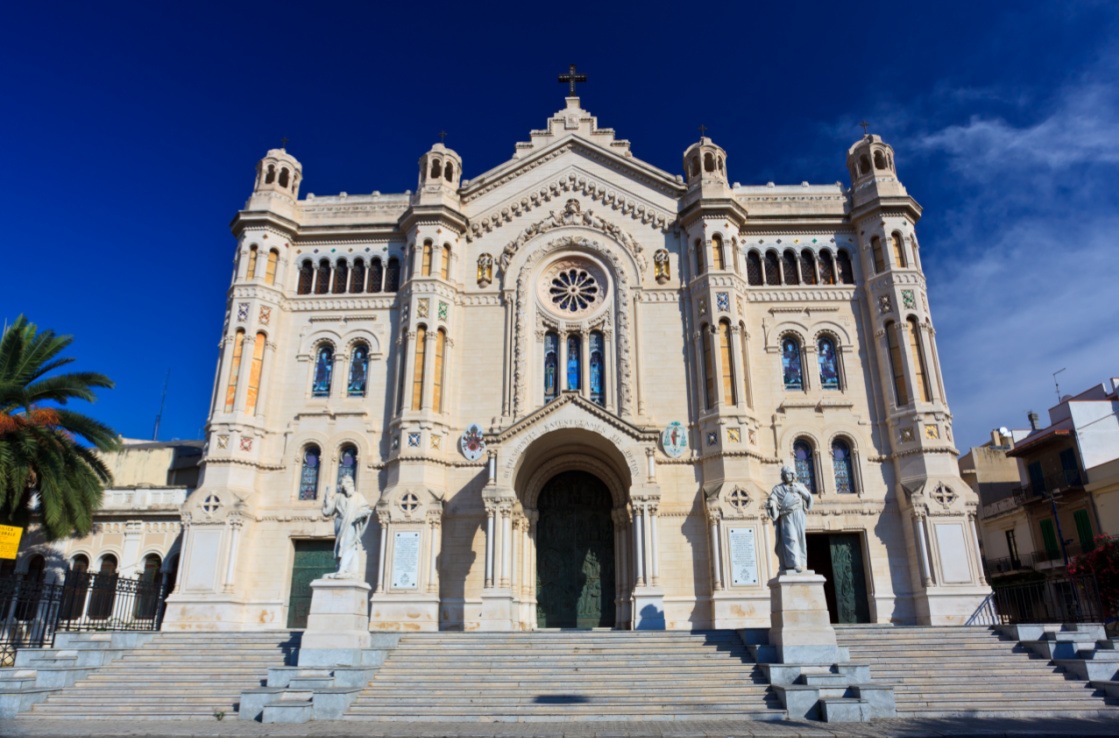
[321,476,373,579]
[766,464,813,573]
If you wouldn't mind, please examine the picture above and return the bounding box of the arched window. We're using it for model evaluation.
[701,325,716,409]
[819,251,836,285]
[690,156,699,176]
[782,250,799,285]
[704,152,715,172]
[265,164,275,184]
[134,554,162,619]
[871,236,886,274]
[589,331,605,405]
[245,332,266,414]
[566,335,581,390]
[348,343,369,397]
[246,245,259,280]
[440,244,451,281]
[859,154,871,174]
[299,445,321,500]
[747,251,763,285]
[421,241,433,277]
[224,329,245,412]
[445,162,454,181]
[297,260,313,294]
[89,555,118,620]
[337,444,357,488]
[411,326,427,410]
[874,151,886,169]
[836,250,854,284]
[350,259,365,293]
[718,321,736,405]
[694,239,705,276]
[333,260,348,294]
[544,332,559,402]
[430,159,442,179]
[800,250,818,285]
[907,317,932,402]
[832,439,856,494]
[315,259,331,294]
[885,321,909,406]
[764,251,781,285]
[782,336,803,391]
[384,258,400,292]
[817,336,840,390]
[312,344,333,397]
[278,168,290,188]
[890,232,907,268]
[433,329,447,412]
[368,258,383,293]
[711,235,725,271]
[63,555,90,620]
[25,555,45,582]
[794,438,817,495]
[265,249,279,285]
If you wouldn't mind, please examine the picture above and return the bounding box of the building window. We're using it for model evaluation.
[384,258,400,292]
[747,251,763,285]
[337,444,357,488]
[694,239,705,276]
[440,244,451,281]
[817,336,840,390]
[1039,518,1060,560]
[297,260,313,294]
[300,445,321,500]
[315,259,331,294]
[312,344,333,397]
[566,335,581,390]
[350,259,366,293]
[783,250,799,285]
[906,317,932,402]
[819,251,836,285]
[544,332,559,402]
[88,555,118,620]
[782,337,803,391]
[837,250,855,284]
[794,438,817,494]
[246,245,259,280]
[395,335,408,413]
[348,343,369,397]
[832,439,855,494]
[421,241,433,277]
[764,251,781,285]
[711,235,725,271]
[718,321,736,405]
[702,325,716,409]
[245,332,266,414]
[589,331,605,405]
[433,329,447,412]
[368,258,383,293]
[800,250,818,285]
[224,329,245,412]
[411,326,427,410]
[890,232,907,268]
[871,236,886,274]
[333,259,348,294]
[1005,529,1020,568]
[265,249,279,285]
[885,321,908,406]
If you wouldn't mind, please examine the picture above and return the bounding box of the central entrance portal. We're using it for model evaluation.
[535,470,616,628]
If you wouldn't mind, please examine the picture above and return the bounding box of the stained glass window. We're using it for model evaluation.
[368,258,383,293]
[747,252,763,285]
[299,445,321,500]
[589,331,604,405]
[550,269,599,313]
[348,343,369,397]
[544,332,558,402]
[832,439,855,494]
[782,337,803,391]
[337,444,357,488]
[818,337,840,390]
[384,258,400,292]
[566,335,581,390]
[312,345,333,397]
[794,439,817,495]
[297,260,313,294]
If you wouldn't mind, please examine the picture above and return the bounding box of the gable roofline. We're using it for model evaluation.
[493,392,658,445]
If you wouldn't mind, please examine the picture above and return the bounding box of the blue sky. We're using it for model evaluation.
[3,1,1117,451]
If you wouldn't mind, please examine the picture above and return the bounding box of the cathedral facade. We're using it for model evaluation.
[163,96,989,633]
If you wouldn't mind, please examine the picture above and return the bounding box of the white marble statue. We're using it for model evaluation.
[321,476,373,579]
[766,464,814,573]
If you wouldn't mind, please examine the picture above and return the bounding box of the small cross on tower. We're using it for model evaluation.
[438,130,447,144]
[558,64,587,97]
[859,120,870,136]
[280,136,289,149]
[698,124,708,137]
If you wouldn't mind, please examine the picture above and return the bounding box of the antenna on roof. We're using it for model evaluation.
[152,369,171,441]
[1052,368,1066,405]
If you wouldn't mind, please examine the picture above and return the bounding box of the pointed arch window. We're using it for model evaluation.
[245,332,266,414]
[819,251,836,285]
[337,444,357,488]
[440,244,451,281]
[890,232,907,267]
[817,336,840,390]
[832,439,856,494]
[368,258,383,293]
[350,259,366,293]
[312,344,333,397]
[411,326,427,411]
[566,335,581,390]
[701,325,716,409]
[421,241,433,277]
[837,250,854,284]
[794,438,817,495]
[907,317,932,402]
[299,445,321,500]
[315,259,331,294]
[297,260,313,294]
[782,250,799,285]
[711,235,725,271]
[589,331,605,405]
[764,251,781,285]
[265,249,279,285]
[385,258,400,292]
[543,332,559,402]
[224,329,245,412]
[747,251,763,285]
[433,329,447,412]
[800,250,818,285]
[885,321,909,406]
[871,236,886,274]
[782,336,803,391]
[348,343,369,397]
[246,245,259,280]
[718,321,736,405]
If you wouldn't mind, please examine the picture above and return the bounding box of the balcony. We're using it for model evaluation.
[1020,468,1084,500]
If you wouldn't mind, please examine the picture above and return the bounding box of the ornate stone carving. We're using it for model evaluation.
[498,199,647,274]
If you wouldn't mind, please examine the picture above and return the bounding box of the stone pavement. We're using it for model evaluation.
[4,717,1119,738]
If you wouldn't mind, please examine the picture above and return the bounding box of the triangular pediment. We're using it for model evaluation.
[495,392,657,445]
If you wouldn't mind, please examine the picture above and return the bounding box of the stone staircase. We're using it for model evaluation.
[344,630,785,722]
[835,624,1119,718]
[20,631,300,720]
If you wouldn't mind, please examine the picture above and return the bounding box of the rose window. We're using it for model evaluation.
[549,268,599,313]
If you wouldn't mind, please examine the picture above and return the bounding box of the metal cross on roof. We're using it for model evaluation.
[438,130,447,143]
[558,64,587,96]
[280,136,289,149]
[859,120,870,135]
[698,124,708,137]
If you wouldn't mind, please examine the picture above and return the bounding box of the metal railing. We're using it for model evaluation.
[1021,468,1085,499]
[0,571,166,666]
[967,575,1106,626]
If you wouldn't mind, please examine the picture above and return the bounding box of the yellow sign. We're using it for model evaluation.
[0,525,23,560]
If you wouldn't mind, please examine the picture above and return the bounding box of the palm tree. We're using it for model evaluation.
[0,316,119,540]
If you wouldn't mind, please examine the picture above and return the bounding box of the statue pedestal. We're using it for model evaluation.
[768,571,843,664]
[300,579,371,661]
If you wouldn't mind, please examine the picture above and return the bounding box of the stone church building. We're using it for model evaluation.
[162,94,988,633]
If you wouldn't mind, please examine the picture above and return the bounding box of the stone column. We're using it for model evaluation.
[427,511,441,595]
[709,516,723,591]
[499,503,512,588]
[632,505,645,587]
[914,514,932,587]
[375,512,390,593]
[484,503,496,589]
[648,503,660,587]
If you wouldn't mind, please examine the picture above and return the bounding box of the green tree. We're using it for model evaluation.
[0,316,119,540]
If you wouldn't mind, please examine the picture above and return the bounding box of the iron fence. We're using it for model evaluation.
[0,571,166,666]
[967,574,1106,626]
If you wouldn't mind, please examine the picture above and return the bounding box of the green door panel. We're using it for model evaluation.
[1073,509,1094,552]
[828,533,871,624]
[1040,519,1060,560]
[287,539,337,628]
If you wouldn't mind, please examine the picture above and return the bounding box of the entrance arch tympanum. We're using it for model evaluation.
[535,470,616,628]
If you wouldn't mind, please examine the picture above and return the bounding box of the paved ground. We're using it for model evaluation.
[4,717,1119,738]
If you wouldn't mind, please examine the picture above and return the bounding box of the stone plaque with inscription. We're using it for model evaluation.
[729,527,759,586]
[391,531,421,590]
